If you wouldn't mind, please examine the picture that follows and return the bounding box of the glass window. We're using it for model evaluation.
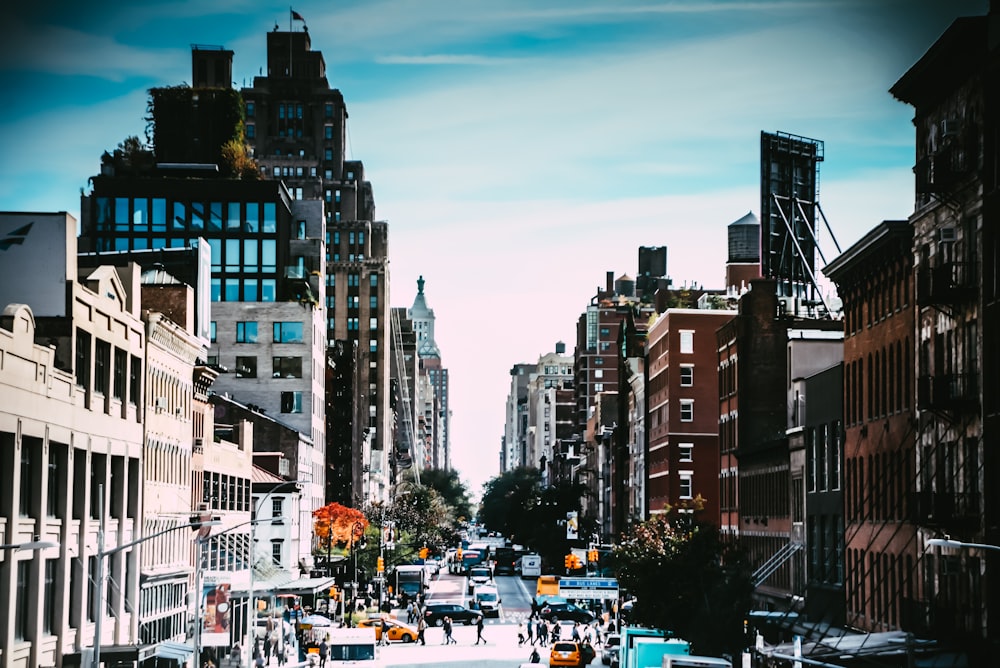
[96,197,112,229]
[370,274,378,287]
[325,148,333,161]
[243,279,259,301]
[235,356,257,378]
[370,296,378,308]
[150,198,166,231]
[227,202,241,230]
[679,475,693,499]
[209,321,217,343]
[190,202,204,230]
[115,197,130,229]
[281,391,303,413]
[246,124,255,139]
[680,331,694,354]
[273,322,304,343]
[15,561,29,639]
[224,278,239,301]
[43,558,56,633]
[680,366,693,387]
[225,239,240,272]
[208,202,223,230]
[245,203,259,232]
[325,103,333,118]
[263,203,276,233]
[370,340,378,353]
[132,198,148,231]
[246,101,255,118]
[172,201,186,230]
[133,237,149,250]
[262,240,277,272]
[208,238,221,271]
[261,279,276,302]
[244,239,259,271]
[236,321,258,343]
[370,317,378,330]
[272,356,303,378]
[680,399,694,422]
[679,444,694,462]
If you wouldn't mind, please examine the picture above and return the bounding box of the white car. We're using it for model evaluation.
[472,584,501,617]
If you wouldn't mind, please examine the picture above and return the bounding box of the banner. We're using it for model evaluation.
[566,511,579,540]
[202,575,233,646]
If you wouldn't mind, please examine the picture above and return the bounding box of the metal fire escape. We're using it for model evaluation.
[390,308,419,483]
[752,541,804,588]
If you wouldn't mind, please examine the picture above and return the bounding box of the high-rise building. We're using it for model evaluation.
[407,276,450,470]
[241,29,392,504]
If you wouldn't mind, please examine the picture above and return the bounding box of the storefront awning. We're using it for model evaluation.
[277,576,338,595]
[154,641,195,662]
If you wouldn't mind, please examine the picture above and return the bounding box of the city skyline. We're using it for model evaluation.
[0,0,987,496]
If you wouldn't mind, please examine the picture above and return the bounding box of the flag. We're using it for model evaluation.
[291,9,305,21]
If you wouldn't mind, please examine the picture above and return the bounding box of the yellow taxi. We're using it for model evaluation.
[548,641,583,667]
[356,616,419,643]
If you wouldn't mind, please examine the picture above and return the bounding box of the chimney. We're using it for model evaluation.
[606,271,614,292]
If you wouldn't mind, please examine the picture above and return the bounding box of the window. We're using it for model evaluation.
[680,399,694,422]
[272,540,283,566]
[680,365,693,387]
[679,474,693,499]
[281,392,303,413]
[235,356,258,378]
[20,444,33,516]
[272,497,283,519]
[209,321,217,343]
[594,383,604,392]
[236,321,258,343]
[370,295,378,308]
[594,369,604,379]
[15,561,29,640]
[113,348,126,400]
[130,355,141,405]
[369,317,378,330]
[679,444,694,462]
[273,321,304,343]
[272,356,303,378]
[370,274,378,287]
[594,357,604,366]
[246,124,255,139]
[680,331,694,354]
[95,340,110,395]
[43,559,56,633]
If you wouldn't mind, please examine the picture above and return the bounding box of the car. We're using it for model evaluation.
[601,634,620,666]
[548,641,595,667]
[355,617,418,643]
[422,602,483,627]
[540,601,596,624]
[467,565,493,593]
[472,584,501,617]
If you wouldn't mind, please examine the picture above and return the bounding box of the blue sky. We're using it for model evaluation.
[0,0,988,497]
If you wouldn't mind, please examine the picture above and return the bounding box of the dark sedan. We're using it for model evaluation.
[540,601,596,624]
[423,602,483,627]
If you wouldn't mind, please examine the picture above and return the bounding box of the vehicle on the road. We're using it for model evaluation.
[472,584,501,616]
[540,601,596,624]
[520,553,542,578]
[461,549,485,573]
[536,574,560,599]
[601,634,620,666]
[322,627,379,665]
[393,564,427,600]
[548,640,595,666]
[493,546,518,575]
[467,565,493,593]
[422,602,483,627]
[356,617,418,643]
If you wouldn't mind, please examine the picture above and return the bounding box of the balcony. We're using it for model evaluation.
[910,490,981,529]
[916,261,975,306]
[917,373,978,410]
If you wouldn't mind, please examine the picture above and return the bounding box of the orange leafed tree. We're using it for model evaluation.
[313,502,368,550]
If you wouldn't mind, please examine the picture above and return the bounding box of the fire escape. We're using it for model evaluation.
[390,308,418,482]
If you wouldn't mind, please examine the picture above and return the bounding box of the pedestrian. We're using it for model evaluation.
[538,619,548,647]
[318,636,329,668]
[254,654,265,668]
[527,617,535,645]
[443,616,457,645]
[552,620,562,642]
[528,647,541,664]
[379,617,390,646]
[475,615,486,645]
[517,621,526,646]
[406,600,415,624]
[571,621,581,642]
[417,616,427,645]
[263,634,271,662]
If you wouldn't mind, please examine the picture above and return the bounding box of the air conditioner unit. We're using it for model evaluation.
[938,227,956,243]
[940,118,960,138]
[154,396,167,409]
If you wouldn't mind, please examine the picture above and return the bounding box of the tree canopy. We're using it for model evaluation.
[312,502,367,552]
[611,506,752,658]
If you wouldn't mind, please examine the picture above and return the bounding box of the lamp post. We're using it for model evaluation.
[245,480,301,665]
[0,539,58,551]
[90,483,220,668]
[926,537,1000,552]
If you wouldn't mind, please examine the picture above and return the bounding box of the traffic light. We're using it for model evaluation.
[571,555,583,570]
[588,549,598,563]
[457,548,463,560]
[564,554,573,569]
[419,547,429,560]
[377,556,384,573]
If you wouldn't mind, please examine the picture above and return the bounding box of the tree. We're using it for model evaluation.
[478,467,543,543]
[611,504,752,658]
[418,468,473,523]
[312,502,368,553]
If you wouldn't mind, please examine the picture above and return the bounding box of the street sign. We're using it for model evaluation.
[558,577,619,601]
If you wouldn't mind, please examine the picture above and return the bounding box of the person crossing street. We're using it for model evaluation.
[474,615,487,645]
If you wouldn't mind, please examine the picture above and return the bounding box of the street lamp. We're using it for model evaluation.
[926,537,1000,552]
[245,480,301,664]
[0,540,59,551]
[91,481,220,668]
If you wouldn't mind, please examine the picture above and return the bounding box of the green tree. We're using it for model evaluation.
[612,505,752,658]
[419,468,473,523]
[478,467,543,543]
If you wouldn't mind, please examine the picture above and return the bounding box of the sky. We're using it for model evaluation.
[0,0,988,500]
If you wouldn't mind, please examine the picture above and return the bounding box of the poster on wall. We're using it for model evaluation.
[566,511,579,540]
[202,575,233,647]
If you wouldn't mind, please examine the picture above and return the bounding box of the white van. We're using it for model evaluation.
[519,554,542,578]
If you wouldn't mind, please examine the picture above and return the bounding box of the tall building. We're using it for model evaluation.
[240,29,392,504]
[407,276,450,470]
[890,7,999,657]
[503,363,535,471]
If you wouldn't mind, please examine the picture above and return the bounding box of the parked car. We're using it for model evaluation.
[540,601,596,624]
[601,634,620,666]
[356,617,418,643]
[422,602,483,627]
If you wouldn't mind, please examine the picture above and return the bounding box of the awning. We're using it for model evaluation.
[154,641,195,662]
[277,576,338,595]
